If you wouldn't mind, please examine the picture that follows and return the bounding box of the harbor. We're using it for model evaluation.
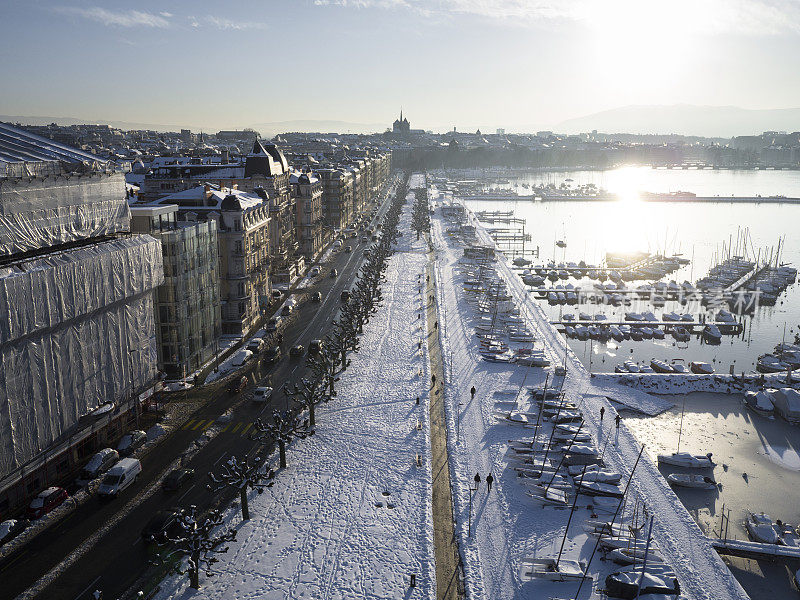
[428,167,800,599]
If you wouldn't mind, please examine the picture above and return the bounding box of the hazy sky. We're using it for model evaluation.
[2,0,800,132]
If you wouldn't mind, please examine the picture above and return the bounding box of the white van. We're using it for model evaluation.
[98,458,142,498]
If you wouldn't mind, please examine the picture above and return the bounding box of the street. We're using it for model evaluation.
[0,189,397,600]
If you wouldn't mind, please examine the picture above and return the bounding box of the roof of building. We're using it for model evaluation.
[156,185,266,211]
[0,122,105,166]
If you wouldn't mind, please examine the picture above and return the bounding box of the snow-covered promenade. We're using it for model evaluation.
[155,185,435,600]
[429,180,750,600]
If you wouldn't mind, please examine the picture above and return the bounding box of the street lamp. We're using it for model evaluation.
[468,473,481,536]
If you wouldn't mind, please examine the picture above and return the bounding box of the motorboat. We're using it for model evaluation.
[657,452,714,469]
[745,513,783,545]
[615,363,629,373]
[623,360,640,373]
[629,329,644,341]
[519,557,588,582]
[743,390,774,416]
[672,326,691,342]
[670,359,689,373]
[662,311,681,322]
[667,473,718,490]
[651,328,665,339]
[515,351,550,367]
[703,323,722,344]
[716,309,736,324]
[640,327,654,339]
[689,361,714,374]
[610,326,625,342]
[650,359,674,373]
[638,364,654,373]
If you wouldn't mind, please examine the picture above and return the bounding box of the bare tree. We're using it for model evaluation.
[251,410,313,469]
[208,455,275,521]
[306,344,341,398]
[283,377,327,428]
[156,505,236,589]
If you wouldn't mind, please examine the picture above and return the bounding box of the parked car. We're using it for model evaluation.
[98,458,142,498]
[26,487,68,519]
[309,339,323,354]
[266,316,281,332]
[228,376,248,395]
[330,268,338,278]
[141,509,183,544]
[231,348,253,367]
[116,430,147,457]
[281,303,293,316]
[80,448,119,481]
[311,291,322,302]
[264,346,281,364]
[246,337,265,353]
[271,290,283,303]
[290,344,304,358]
[340,290,351,302]
[309,267,320,277]
[361,236,369,243]
[344,245,352,253]
[252,386,273,402]
[0,518,28,546]
[163,468,194,492]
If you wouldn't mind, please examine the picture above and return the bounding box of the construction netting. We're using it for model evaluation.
[0,235,164,479]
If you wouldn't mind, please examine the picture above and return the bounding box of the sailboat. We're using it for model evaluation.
[657,397,715,469]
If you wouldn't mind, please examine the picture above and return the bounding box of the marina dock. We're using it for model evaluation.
[710,537,800,562]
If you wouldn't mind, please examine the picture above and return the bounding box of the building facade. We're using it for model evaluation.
[317,168,354,232]
[290,170,324,259]
[130,205,222,378]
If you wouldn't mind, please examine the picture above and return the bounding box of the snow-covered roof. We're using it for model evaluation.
[0,122,105,166]
[158,185,266,211]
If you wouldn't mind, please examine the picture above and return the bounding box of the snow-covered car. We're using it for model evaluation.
[252,386,273,402]
[80,448,119,481]
[246,337,265,353]
[231,348,253,367]
[26,487,68,519]
[116,430,147,457]
[311,291,322,302]
[290,344,304,358]
[266,316,281,332]
[0,519,28,546]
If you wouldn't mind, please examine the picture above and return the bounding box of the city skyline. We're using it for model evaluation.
[3,0,800,133]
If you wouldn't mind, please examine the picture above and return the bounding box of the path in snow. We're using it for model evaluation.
[429,188,750,600]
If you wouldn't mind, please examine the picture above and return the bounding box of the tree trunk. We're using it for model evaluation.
[240,488,250,521]
[340,351,347,370]
[190,553,200,589]
[279,440,287,468]
[309,403,315,428]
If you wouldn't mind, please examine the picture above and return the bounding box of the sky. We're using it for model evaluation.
[2,0,800,133]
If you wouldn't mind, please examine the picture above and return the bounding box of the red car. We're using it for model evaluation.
[26,487,68,519]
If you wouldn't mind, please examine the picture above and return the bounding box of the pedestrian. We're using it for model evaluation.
[432,374,436,386]
[470,385,476,400]
[434,321,438,329]
[474,473,481,488]
[615,414,621,429]
[486,473,493,492]
[600,406,605,421]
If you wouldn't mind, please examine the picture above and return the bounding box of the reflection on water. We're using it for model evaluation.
[464,169,800,371]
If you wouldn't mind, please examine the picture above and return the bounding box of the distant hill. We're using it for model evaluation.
[556,105,800,137]
[0,114,178,132]
[250,119,387,136]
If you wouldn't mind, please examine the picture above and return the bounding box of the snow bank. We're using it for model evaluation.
[595,372,800,396]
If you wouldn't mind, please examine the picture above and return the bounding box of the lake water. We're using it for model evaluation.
[625,392,800,600]
[458,167,800,373]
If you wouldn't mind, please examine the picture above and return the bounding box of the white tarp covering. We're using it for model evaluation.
[0,172,130,257]
[0,235,164,479]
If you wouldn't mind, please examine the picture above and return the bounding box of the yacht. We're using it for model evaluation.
[651,328,666,340]
[670,359,689,373]
[672,326,691,342]
[757,354,788,373]
[650,358,673,373]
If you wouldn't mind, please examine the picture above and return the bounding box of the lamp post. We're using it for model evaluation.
[468,473,481,536]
